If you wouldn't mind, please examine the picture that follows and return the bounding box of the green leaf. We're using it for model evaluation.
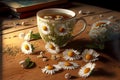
[28,62,35,68]
[31,33,41,40]
[22,57,31,68]
[31,44,35,51]
[25,57,31,62]
[23,57,36,69]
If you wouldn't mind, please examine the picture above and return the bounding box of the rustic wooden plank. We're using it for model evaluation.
[2,2,120,80]
[1,16,37,35]
[1,2,113,35]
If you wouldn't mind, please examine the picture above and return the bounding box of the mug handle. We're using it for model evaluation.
[71,17,87,39]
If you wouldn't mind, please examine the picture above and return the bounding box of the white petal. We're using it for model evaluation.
[24,31,32,41]
[45,42,60,54]
[63,49,81,61]
[21,41,33,54]
[42,68,46,73]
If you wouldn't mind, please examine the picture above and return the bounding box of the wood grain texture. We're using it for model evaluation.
[1,2,120,80]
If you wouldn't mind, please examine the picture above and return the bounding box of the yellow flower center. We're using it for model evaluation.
[49,44,55,50]
[84,68,90,74]
[67,51,75,57]
[24,44,29,50]
[64,62,72,66]
[47,65,54,70]
[42,26,48,31]
[59,27,65,33]
[96,22,106,27]
[85,53,93,60]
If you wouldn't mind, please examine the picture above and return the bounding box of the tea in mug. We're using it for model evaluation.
[37,8,87,47]
[41,13,72,20]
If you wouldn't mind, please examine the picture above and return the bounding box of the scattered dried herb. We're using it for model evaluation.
[3,45,20,56]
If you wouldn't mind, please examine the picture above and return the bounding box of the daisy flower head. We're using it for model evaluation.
[41,64,61,75]
[24,30,32,41]
[21,41,33,54]
[39,22,50,35]
[78,62,96,78]
[54,24,69,36]
[89,20,111,42]
[63,49,81,61]
[45,42,60,54]
[82,49,100,62]
[58,61,79,70]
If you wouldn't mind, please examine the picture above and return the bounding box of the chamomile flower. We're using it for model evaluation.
[39,22,50,35]
[63,49,81,61]
[21,41,33,54]
[45,42,60,54]
[58,61,79,70]
[43,16,52,19]
[24,30,32,41]
[89,20,111,42]
[82,49,100,62]
[92,20,111,29]
[55,15,64,20]
[55,24,68,36]
[78,62,96,78]
[41,65,61,75]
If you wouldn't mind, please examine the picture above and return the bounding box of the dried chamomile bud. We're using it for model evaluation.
[65,73,72,79]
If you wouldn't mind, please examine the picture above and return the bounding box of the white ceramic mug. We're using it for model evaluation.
[37,8,87,47]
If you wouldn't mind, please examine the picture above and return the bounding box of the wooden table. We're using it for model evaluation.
[1,2,120,80]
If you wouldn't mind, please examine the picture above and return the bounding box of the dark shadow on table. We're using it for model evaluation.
[92,68,116,78]
[63,39,120,62]
[99,56,110,63]
[104,39,120,62]
[69,0,120,11]
[63,39,89,50]
[0,5,3,80]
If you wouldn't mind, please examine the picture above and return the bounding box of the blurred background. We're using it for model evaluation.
[70,0,119,11]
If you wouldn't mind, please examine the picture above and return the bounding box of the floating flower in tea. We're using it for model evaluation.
[43,16,52,19]
[55,15,64,20]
